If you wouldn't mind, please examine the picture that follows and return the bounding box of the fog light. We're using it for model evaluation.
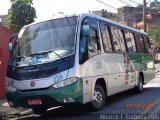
[6,86,17,92]
[63,97,75,103]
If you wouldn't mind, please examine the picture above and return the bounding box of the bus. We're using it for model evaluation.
[6,13,155,114]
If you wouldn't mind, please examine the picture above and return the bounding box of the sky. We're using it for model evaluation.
[0,0,151,20]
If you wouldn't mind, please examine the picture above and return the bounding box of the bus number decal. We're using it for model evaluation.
[53,74,63,83]
[96,62,102,69]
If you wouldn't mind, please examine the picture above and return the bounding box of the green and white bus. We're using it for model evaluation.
[6,13,155,114]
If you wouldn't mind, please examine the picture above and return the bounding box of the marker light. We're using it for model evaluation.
[6,86,17,92]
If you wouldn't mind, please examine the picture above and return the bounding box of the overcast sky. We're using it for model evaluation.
[0,0,153,20]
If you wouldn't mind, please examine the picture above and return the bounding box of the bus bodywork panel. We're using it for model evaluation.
[128,53,155,83]
[6,77,83,108]
[6,16,82,107]
[79,53,137,102]
[77,13,154,104]
[80,52,154,103]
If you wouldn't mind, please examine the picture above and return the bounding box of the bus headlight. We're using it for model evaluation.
[6,86,17,92]
[52,77,78,88]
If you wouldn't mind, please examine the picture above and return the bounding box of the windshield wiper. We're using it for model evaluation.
[14,55,32,65]
[30,50,65,61]
[51,20,65,48]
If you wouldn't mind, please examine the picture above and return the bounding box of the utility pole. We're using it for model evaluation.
[143,0,147,32]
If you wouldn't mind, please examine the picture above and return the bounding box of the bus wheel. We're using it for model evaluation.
[135,75,143,93]
[89,84,105,111]
[32,107,48,115]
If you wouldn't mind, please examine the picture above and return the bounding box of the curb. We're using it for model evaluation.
[0,98,33,118]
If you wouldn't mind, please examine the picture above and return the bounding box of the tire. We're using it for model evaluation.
[32,107,48,115]
[88,84,106,111]
[135,75,143,93]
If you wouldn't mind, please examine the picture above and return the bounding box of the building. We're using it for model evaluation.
[133,13,160,31]
[0,15,9,28]
[0,23,14,97]
[92,9,118,21]
[117,6,160,27]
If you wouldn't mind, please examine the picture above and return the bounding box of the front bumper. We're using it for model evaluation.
[6,79,83,108]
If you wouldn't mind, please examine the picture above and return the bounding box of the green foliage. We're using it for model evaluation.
[10,0,33,4]
[150,0,160,8]
[8,0,36,32]
[148,27,160,46]
[137,4,143,8]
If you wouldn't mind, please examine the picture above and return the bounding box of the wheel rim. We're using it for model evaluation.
[93,89,103,107]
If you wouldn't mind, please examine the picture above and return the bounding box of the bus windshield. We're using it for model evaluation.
[11,16,78,66]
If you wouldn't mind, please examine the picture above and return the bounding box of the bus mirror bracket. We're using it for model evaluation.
[83,25,91,36]
[8,34,18,53]
[8,43,13,53]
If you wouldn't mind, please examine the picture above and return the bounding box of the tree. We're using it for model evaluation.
[148,27,160,46]
[150,0,160,8]
[8,0,36,32]
[137,4,143,8]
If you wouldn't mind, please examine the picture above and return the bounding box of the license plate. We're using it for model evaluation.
[27,99,42,105]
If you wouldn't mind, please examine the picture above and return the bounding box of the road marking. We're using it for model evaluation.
[47,106,62,111]
[20,109,33,116]
[152,105,160,114]
[142,97,160,114]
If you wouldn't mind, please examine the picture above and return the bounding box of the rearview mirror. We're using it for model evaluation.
[8,34,18,53]
[8,43,13,53]
[83,25,91,36]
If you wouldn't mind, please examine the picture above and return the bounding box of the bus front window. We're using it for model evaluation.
[11,17,77,66]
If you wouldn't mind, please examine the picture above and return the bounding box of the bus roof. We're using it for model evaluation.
[24,14,78,28]
[79,13,148,35]
[23,13,147,36]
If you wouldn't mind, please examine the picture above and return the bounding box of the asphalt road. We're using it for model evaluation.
[11,66,160,120]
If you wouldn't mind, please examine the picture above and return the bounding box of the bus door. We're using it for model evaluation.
[79,17,102,103]
[80,17,102,76]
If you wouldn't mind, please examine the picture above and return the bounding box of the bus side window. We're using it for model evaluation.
[143,36,151,54]
[110,26,126,52]
[88,29,100,58]
[125,31,137,53]
[135,34,146,53]
[100,22,112,52]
